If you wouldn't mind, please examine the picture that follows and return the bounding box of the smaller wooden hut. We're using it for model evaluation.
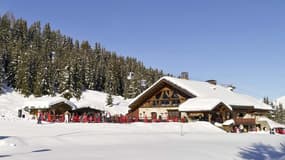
[23,97,77,122]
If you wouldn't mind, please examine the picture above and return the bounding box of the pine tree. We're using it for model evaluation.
[78,41,90,90]
[96,48,106,91]
[71,60,82,99]
[38,23,53,95]
[263,97,269,105]
[57,36,73,94]
[27,21,42,96]
[0,15,3,92]
[106,93,113,106]
[0,13,14,87]
[85,51,95,90]
[0,41,3,93]
[11,19,31,95]
[278,104,284,124]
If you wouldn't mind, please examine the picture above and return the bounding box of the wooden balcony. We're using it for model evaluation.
[234,118,256,125]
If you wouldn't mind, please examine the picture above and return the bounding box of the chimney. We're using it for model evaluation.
[180,72,189,80]
[206,80,217,85]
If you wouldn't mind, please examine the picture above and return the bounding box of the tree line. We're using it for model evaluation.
[0,13,165,99]
[264,97,285,124]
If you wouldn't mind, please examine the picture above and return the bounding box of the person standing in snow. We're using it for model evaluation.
[106,112,111,122]
[37,111,42,124]
[64,111,70,123]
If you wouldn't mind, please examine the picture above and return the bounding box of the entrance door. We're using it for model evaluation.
[168,110,180,121]
[151,112,157,120]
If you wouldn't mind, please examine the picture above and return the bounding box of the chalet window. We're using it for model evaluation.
[171,91,179,98]
[152,100,160,106]
[172,99,180,106]
[226,112,231,119]
[155,92,162,99]
[238,113,245,118]
[166,90,170,95]
[161,100,170,106]
[162,92,169,99]
[151,112,157,119]
[148,88,186,107]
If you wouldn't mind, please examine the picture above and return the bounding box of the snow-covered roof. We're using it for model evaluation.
[179,98,232,112]
[276,96,285,106]
[129,76,272,110]
[257,116,285,128]
[105,100,131,115]
[223,119,235,125]
[70,90,130,115]
[24,96,77,110]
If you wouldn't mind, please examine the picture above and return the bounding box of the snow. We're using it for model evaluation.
[277,96,285,106]
[258,116,285,129]
[0,120,284,160]
[0,91,26,119]
[24,96,77,110]
[0,88,284,160]
[179,98,232,112]
[223,119,235,125]
[0,89,129,119]
[130,76,272,110]
[70,90,130,115]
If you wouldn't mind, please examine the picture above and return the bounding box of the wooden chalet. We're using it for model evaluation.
[128,78,192,121]
[128,76,272,131]
[23,97,77,122]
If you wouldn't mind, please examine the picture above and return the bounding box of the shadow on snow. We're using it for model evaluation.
[32,149,52,153]
[239,142,285,160]
[0,155,11,158]
[0,136,9,140]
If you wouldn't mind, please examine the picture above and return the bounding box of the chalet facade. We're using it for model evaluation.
[128,76,272,131]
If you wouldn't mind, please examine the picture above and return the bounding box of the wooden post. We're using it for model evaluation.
[222,112,226,122]
[208,113,212,122]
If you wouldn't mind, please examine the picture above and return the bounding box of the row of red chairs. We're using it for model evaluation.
[39,113,186,123]
[143,116,187,123]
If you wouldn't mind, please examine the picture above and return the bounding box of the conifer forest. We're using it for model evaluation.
[0,13,165,99]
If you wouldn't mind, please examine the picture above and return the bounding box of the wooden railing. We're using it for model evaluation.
[234,118,256,125]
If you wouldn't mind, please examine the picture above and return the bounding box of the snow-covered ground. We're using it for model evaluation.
[0,91,26,119]
[0,119,284,160]
[0,89,284,159]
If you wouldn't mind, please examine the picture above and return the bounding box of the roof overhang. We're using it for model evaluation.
[179,98,232,112]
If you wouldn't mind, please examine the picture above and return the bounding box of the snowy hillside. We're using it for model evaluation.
[0,88,130,119]
[0,91,26,119]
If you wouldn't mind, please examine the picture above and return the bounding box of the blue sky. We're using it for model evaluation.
[0,0,284,100]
